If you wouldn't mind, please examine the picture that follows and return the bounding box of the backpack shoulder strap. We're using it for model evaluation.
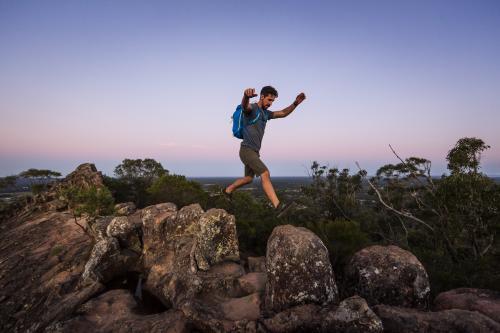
[248,103,260,124]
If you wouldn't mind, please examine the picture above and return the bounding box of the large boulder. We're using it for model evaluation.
[141,203,242,308]
[434,288,500,324]
[345,245,430,309]
[374,304,500,333]
[141,203,200,307]
[141,202,180,271]
[194,208,240,270]
[264,225,339,313]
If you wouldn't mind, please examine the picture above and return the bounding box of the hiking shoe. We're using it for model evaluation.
[221,188,233,202]
[275,200,297,219]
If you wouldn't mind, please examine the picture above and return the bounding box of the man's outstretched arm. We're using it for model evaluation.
[272,92,306,118]
[242,88,257,114]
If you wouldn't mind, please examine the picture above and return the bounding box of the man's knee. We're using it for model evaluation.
[260,170,270,180]
[244,176,254,184]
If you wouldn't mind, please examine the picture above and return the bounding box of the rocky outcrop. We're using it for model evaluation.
[264,224,338,313]
[59,163,104,189]
[46,289,190,333]
[5,163,500,333]
[433,288,500,324]
[345,245,430,309]
[21,163,106,215]
[0,210,96,332]
[374,304,500,333]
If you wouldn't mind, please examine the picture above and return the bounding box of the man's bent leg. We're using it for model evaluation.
[260,170,279,208]
[225,176,253,194]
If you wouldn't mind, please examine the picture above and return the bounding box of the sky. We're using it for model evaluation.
[1,0,499,177]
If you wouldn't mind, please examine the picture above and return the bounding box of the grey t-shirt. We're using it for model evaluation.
[241,102,274,152]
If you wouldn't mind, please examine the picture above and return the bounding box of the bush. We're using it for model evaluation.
[147,174,208,209]
[60,185,115,219]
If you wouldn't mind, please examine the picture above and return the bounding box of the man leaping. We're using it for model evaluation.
[224,86,306,218]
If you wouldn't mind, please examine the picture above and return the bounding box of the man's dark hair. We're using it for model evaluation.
[260,86,278,97]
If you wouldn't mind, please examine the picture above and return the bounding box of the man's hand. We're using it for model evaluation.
[242,88,257,114]
[294,92,306,106]
[244,88,258,98]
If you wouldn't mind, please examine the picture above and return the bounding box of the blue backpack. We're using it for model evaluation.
[231,104,263,139]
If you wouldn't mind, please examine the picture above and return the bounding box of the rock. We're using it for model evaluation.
[32,282,106,332]
[106,216,133,238]
[345,245,430,309]
[114,202,136,216]
[0,209,97,331]
[141,204,242,307]
[47,199,67,211]
[86,216,113,241]
[325,296,384,333]
[141,203,202,307]
[262,303,322,332]
[434,288,500,324]
[247,256,266,273]
[230,320,261,333]
[106,216,141,253]
[46,289,189,333]
[141,202,180,270]
[262,296,383,333]
[221,293,261,321]
[179,300,234,332]
[237,272,267,294]
[264,225,338,313]
[61,163,104,189]
[198,262,246,298]
[374,304,500,333]
[195,208,240,271]
[80,238,121,286]
[80,237,139,286]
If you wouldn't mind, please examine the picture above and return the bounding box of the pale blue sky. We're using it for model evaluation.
[1,0,499,176]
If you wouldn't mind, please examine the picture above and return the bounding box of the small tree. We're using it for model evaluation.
[60,185,115,234]
[0,175,18,189]
[447,137,490,175]
[19,168,61,194]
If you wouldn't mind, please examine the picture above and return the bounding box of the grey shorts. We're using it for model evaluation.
[239,145,268,178]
